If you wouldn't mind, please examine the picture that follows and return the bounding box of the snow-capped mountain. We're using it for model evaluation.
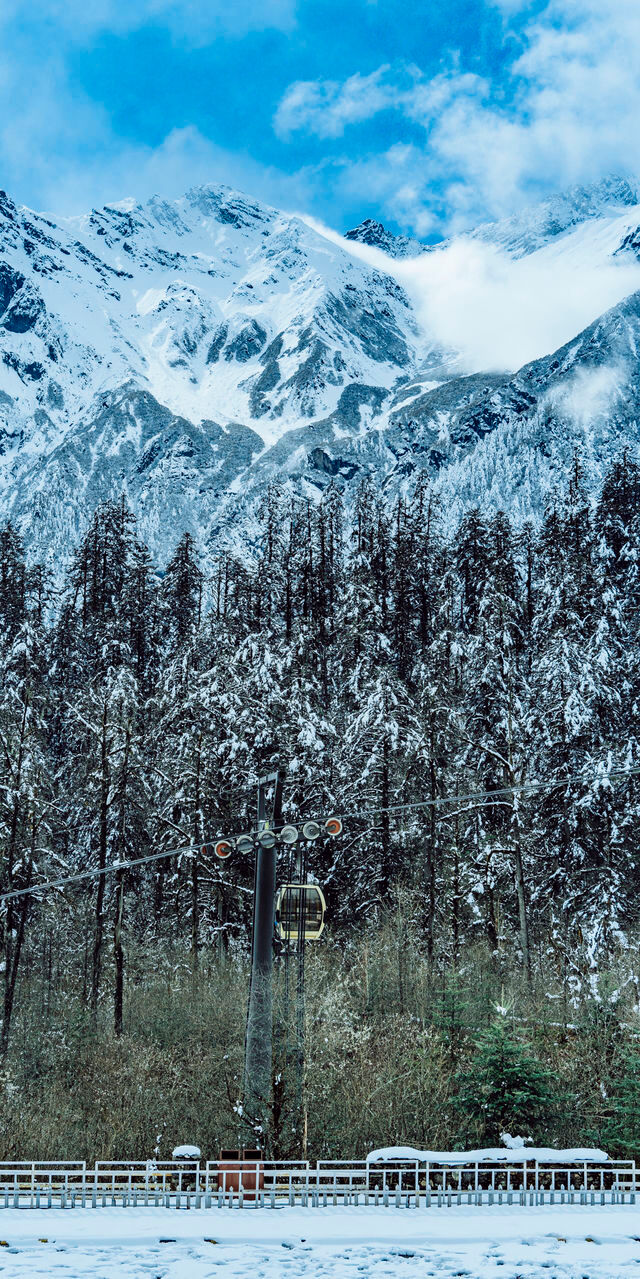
[464,176,640,258]
[3,177,640,565]
[345,219,425,259]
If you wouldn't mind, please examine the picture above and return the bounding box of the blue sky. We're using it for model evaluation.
[0,0,637,237]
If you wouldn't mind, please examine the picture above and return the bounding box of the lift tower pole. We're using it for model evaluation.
[243,771,282,1146]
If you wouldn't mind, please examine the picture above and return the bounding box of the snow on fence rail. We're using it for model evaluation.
[0,1158,634,1208]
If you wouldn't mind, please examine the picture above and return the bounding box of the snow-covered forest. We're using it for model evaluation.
[1,453,640,1161]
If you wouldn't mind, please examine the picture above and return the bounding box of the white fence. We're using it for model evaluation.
[0,1158,634,1209]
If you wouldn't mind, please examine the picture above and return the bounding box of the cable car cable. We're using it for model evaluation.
[3,756,640,906]
[0,841,200,904]
[301,758,640,827]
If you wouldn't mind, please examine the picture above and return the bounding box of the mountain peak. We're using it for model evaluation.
[1,176,640,570]
[468,174,640,258]
[183,183,277,229]
[344,218,424,259]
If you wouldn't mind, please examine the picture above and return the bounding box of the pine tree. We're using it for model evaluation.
[526,469,599,969]
[0,616,52,1054]
[161,532,203,651]
[454,507,491,633]
[0,522,27,645]
[458,511,532,975]
[604,1052,640,1158]
[454,1019,558,1145]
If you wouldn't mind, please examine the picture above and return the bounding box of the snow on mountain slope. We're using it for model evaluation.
[3,177,640,565]
[0,185,421,448]
[413,207,640,374]
[0,183,438,561]
[345,218,425,259]
[464,175,640,258]
[344,177,640,263]
[387,287,640,528]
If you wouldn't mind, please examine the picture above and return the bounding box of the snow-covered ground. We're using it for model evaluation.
[0,1203,637,1276]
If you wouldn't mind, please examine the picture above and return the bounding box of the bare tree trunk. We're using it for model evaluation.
[476,719,531,981]
[452,796,460,970]
[113,871,125,1037]
[0,894,29,1057]
[0,815,34,1057]
[425,746,437,969]
[0,699,29,1058]
[380,733,390,898]
[507,719,531,983]
[512,817,531,982]
[113,721,131,1037]
[191,735,203,974]
[153,868,164,928]
[485,878,500,957]
[91,701,109,1022]
[508,698,531,982]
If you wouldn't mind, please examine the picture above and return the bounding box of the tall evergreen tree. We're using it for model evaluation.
[162,532,203,651]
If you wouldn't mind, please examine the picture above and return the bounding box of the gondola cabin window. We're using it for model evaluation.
[275,884,326,941]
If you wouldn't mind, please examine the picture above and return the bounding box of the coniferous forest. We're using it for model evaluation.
[1,454,640,1163]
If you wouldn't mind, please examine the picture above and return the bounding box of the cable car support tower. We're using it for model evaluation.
[242,771,334,1154]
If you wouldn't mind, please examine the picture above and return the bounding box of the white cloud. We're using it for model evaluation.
[275,63,476,144]
[275,66,407,139]
[2,0,296,41]
[328,142,442,236]
[440,0,640,222]
[401,241,640,372]
[0,29,314,216]
[0,0,305,216]
[276,0,640,234]
[305,216,640,373]
[547,364,628,432]
[25,124,319,218]
[0,55,316,218]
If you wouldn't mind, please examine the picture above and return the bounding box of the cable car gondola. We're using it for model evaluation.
[275,883,326,941]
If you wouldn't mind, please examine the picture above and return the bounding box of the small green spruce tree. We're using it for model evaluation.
[604,1053,640,1158]
[433,976,470,1060]
[454,1020,557,1146]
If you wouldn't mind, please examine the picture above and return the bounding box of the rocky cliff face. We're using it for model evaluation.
[345,218,425,258]
[2,178,640,566]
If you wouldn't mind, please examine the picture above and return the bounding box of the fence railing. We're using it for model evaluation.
[365,1158,637,1194]
[0,1158,633,1208]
